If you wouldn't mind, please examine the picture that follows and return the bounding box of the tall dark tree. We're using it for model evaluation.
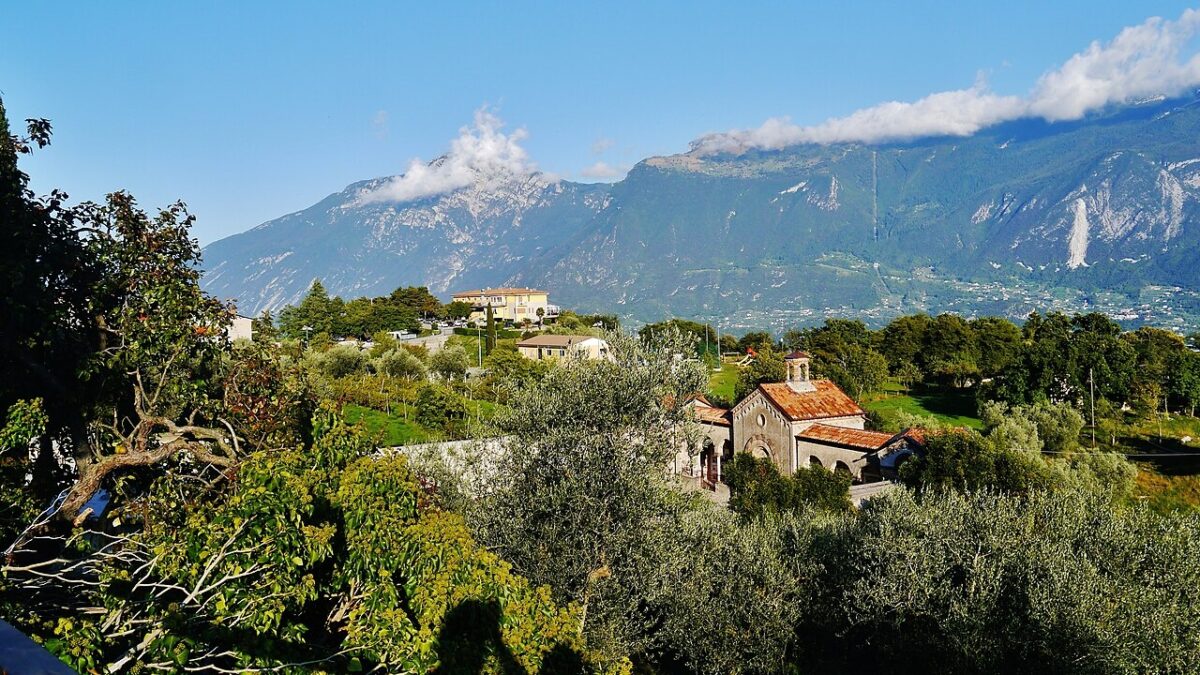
[485,303,497,352]
[0,100,96,441]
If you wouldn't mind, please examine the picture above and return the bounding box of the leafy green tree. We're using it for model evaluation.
[924,313,979,387]
[0,100,98,480]
[0,399,49,543]
[578,313,621,331]
[879,313,931,372]
[658,509,809,675]
[725,454,851,519]
[734,348,786,401]
[639,319,714,346]
[893,360,921,390]
[1170,349,1200,416]
[486,303,497,351]
[1064,450,1137,501]
[971,316,1022,377]
[899,429,1054,495]
[306,343,366,379]
[736,330,774,354]
[808,488,1200,672]
[482,343,549,396]
[445,300,473,321]
[278,279,334,338]
[374,348,427,381]
[430,345,471,381]
[389,285,444,318]
[823,344,889,400]
[5,413,590,672]
[251,309,278,343]
[476,329,707,659]
[415,383,468,431]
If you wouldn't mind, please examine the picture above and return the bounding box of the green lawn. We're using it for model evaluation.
[707,362,740,402]
[1135,464,1200,513]
[342,398,503,447]
[342,403,433,446]
[863,384,983,429]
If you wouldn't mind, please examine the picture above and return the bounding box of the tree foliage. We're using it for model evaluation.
[475,329,707,660]
[725,453,852,519]
[7,413,591,673]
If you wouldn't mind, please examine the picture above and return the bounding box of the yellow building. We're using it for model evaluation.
[450,287,557,324]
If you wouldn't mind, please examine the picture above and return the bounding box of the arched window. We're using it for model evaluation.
[808,455,823,468]
[834,461,852,478]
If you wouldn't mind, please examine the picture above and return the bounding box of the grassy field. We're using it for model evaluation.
[1135,466,1200,513]
[862,383,984,429]
[342,398,503,447]
[342,403,433,446]
[707,362,740,402]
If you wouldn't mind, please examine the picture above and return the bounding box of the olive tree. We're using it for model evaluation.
[373,347,426,380]
[813,488,1200,673]
[475,329,708,659]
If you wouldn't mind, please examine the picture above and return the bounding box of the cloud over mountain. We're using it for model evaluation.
[580,161,627,180]
[692,8,1200,153]
[358,108,538,204]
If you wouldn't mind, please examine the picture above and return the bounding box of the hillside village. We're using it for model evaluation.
[228,281,1200,515]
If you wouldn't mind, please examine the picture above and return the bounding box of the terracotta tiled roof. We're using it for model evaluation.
[693,405,732,427]
[796,423,897,451]
[758,380,865,421]
[899,427,927,446]
[452,287,547,298]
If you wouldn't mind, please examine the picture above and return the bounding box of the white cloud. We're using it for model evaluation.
[371,110,389,140]
[591,137,615,155]
[358,107,538,204]
[579,161,628,180]
[692,8,1200,154]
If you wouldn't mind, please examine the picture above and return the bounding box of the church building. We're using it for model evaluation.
[682,351,922,488]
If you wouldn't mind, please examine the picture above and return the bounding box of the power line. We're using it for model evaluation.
[1039,450,1200,459]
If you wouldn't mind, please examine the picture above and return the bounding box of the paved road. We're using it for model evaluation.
[404,327,455,352]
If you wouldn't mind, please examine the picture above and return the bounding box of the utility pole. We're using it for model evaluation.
[1089,367,1096,448]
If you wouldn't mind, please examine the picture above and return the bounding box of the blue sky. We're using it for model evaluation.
[4,1,1198,243]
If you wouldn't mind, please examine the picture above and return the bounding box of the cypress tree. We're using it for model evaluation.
[486,303,497,352]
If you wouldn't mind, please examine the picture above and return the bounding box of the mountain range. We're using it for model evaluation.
[202,95,1200,331]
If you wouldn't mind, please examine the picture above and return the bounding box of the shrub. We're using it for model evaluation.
[415,383,468,430]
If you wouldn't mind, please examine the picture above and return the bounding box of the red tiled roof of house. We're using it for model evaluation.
[784,350,811,360]
[693,405,732,427]
[796,423,897,451]
[758,380,865,421]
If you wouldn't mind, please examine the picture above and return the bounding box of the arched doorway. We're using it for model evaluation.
[833,460,853,479]
[808,455,823,468]
[743,434,773,463]
[701,439,718,485]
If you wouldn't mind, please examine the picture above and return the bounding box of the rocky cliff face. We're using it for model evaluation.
[203,95,1200,330]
